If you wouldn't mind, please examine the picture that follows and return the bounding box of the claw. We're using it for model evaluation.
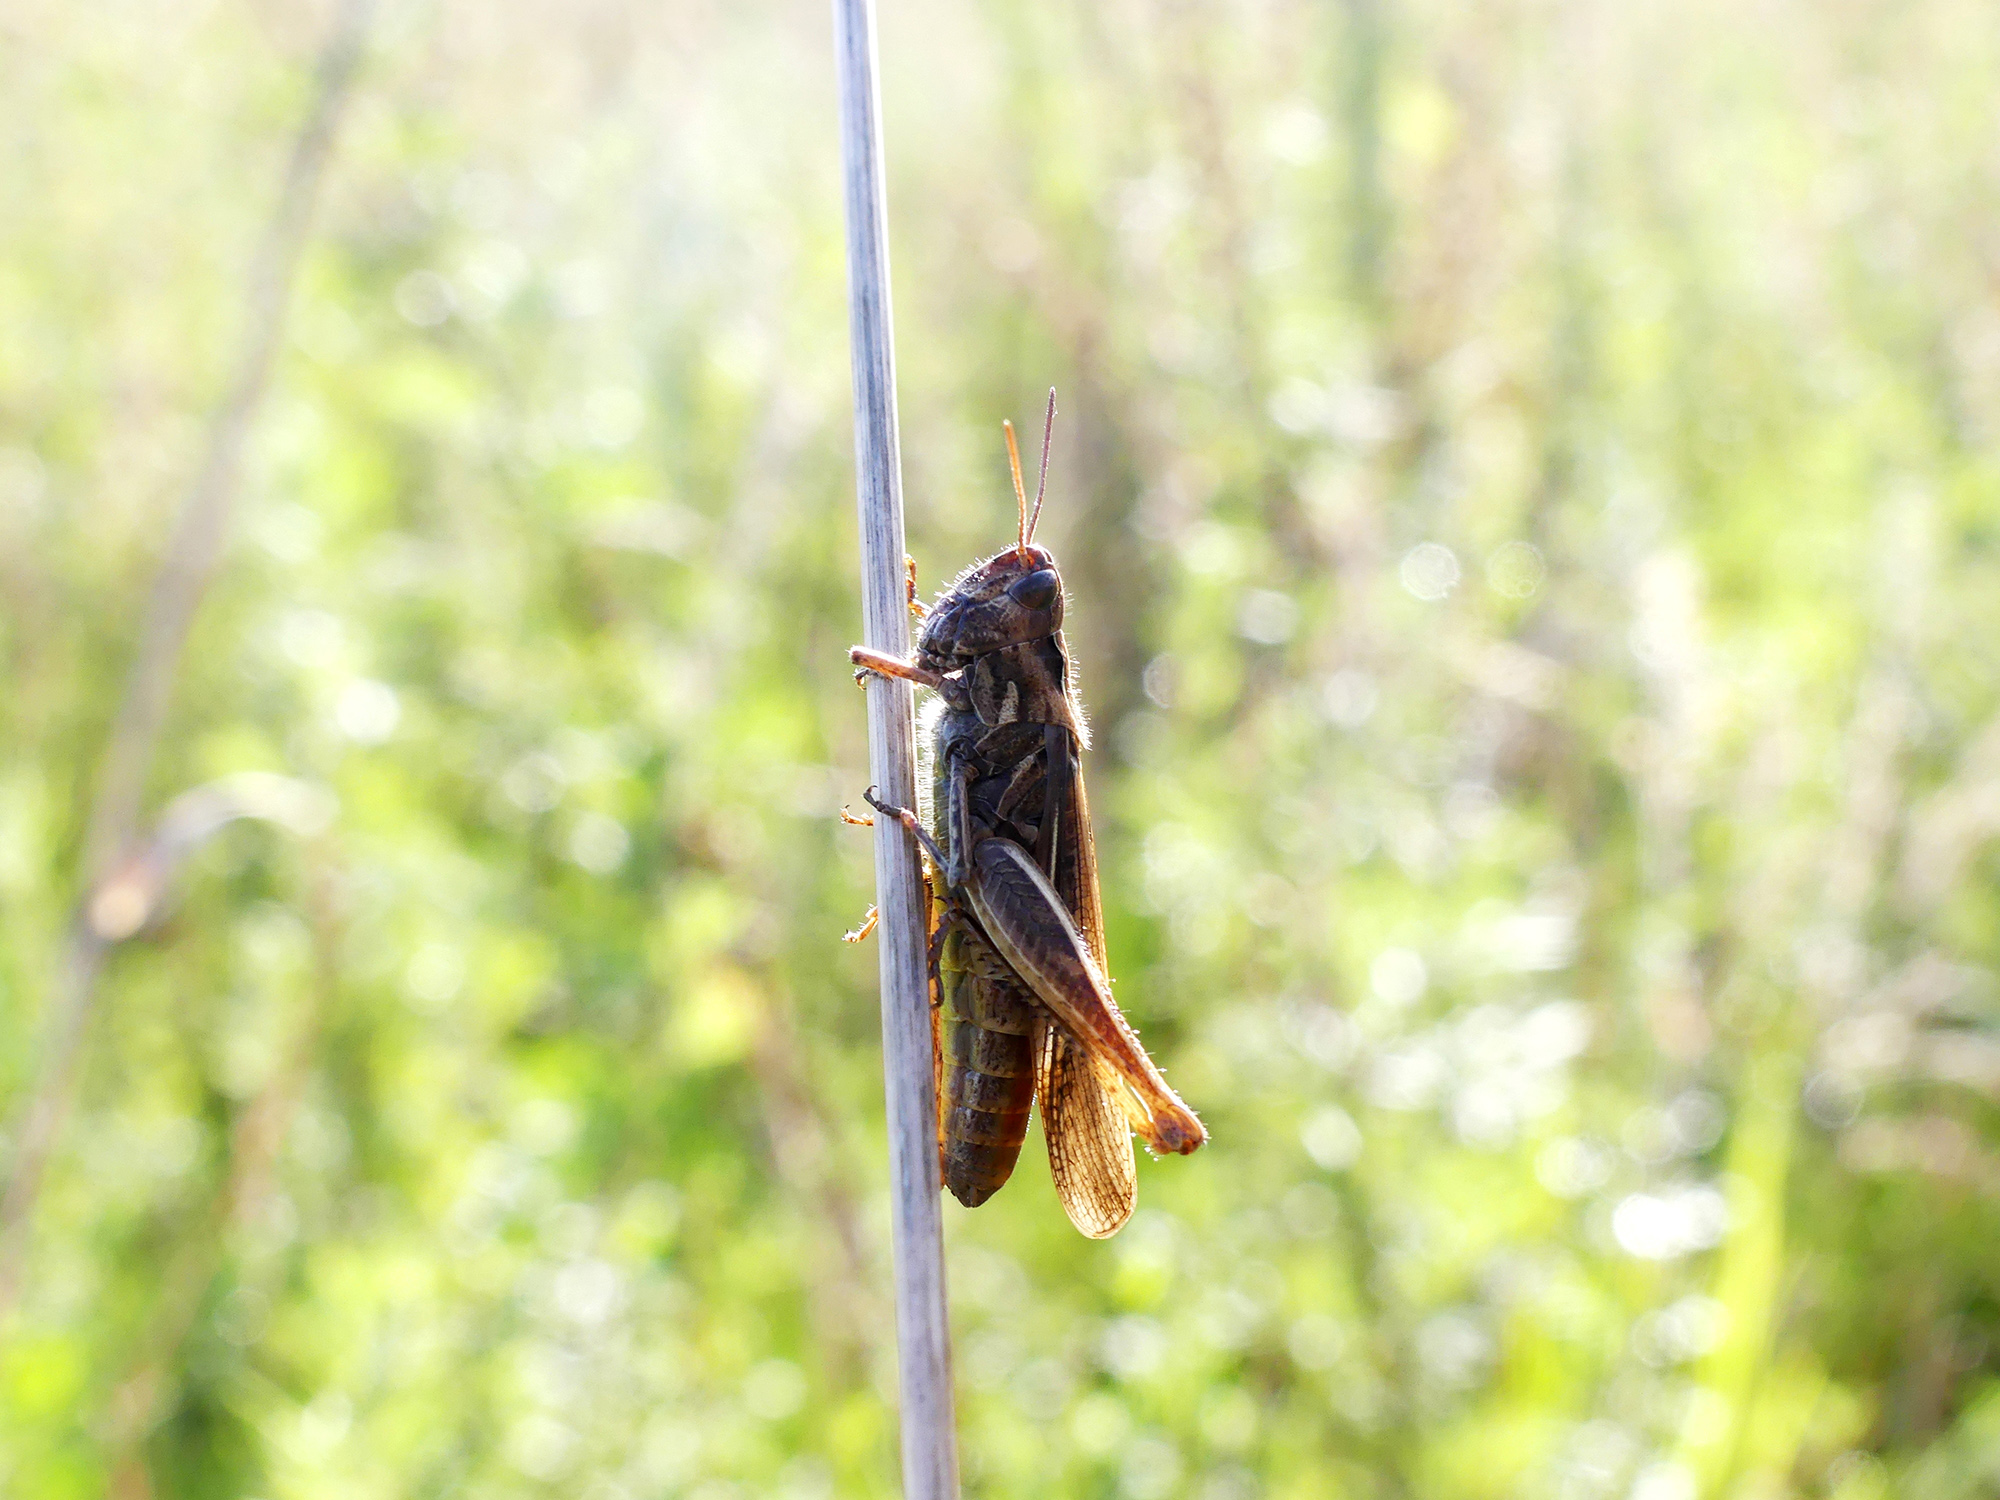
[861,786,911,826]
[843,904,880,943]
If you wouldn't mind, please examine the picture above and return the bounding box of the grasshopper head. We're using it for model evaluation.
[917,545,1064,668]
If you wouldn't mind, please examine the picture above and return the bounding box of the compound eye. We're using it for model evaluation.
[1008,569,1060,612]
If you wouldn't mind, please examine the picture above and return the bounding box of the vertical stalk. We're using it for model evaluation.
[829,1,960,1495]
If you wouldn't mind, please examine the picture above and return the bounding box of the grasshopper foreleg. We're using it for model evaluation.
[850,647,944,690]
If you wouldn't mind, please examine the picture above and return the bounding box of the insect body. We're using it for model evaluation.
[852,391,1204,1238]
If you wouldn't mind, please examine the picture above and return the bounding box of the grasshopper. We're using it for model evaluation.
[849,390,1204,1238]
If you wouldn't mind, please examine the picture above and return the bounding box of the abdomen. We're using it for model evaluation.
[938,919,1039,1207]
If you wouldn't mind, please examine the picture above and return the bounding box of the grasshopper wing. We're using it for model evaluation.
[1038,740,1135,1236]
[1050,701,1205,1152]
[965,834,1205,1157]
[1035,1014,1136,1237]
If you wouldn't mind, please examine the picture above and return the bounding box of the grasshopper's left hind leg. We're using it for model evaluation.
[961,836,1206,1156]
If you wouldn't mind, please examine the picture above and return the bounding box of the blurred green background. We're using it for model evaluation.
[6,0,2000,1495]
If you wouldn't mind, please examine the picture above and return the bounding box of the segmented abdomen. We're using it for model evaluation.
[938,918,1040,1207]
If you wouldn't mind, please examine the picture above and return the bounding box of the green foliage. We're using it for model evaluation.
[5,1,2000,1497]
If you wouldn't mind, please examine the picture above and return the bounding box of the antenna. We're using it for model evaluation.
[1004,418,1029,560]
[1027,387,1056,547]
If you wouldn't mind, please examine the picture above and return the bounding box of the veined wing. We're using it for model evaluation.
[1035,1013,1135,1238]
[1039,728,1136,1235]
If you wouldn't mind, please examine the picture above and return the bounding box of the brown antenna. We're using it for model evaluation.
[1004,417,1029,560]
[1026,387,1056,548]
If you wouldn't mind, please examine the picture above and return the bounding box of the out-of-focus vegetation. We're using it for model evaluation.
[5,0,2000,1495]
